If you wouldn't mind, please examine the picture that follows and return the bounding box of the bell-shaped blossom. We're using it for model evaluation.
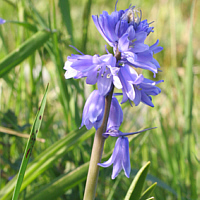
[99,127,156,179]
[64,53,120,96]
[133,78,164,107]
[0,18,6,24]
[107,96,123,131]
[92,5,162,75]
[81,90,105,130]
[98,136,130,179]
[92,6,153,48]
[117,64,144,104]
[116,65,163,106]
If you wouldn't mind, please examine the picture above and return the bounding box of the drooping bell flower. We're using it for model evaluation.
[81,90,105,130]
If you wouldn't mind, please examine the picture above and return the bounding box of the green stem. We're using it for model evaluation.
[83,86,114,200]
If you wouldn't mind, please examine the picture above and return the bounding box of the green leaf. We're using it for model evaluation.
[11,84,49,200]
[58,0,74,44]
[0,30,51,77]
[82,0,92,52]
[0,127,94,200]
[139,182,157,200]
[7,21,38,32]
[124,161,151,200]
[27,162,89,200]
[184,0,195,135]
[25,147,114,200]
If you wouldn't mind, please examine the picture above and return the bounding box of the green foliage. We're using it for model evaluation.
[124,162,151,200]
[12,84,49,200]
[0,30,51,77]
[0,0,199,199]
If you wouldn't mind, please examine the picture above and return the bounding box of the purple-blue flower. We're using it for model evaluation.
[98,136,130,179]
[81,90,105,130]
[92,5,163,75]
[117,64,144,103]
[64,53,119,96]
[64,2,163,180]
[107,96,123,131]
[0,18,6,24]
[92,5,153,48]
[133,78,164,107]
[99,127,156,179]
[116,64,163,106]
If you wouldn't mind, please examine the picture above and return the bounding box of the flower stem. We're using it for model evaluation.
[83,86,114,200]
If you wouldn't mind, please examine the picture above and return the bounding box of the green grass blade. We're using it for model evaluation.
[184,0,195,134]
[0,128,94,200]
[82,0,92,52]
[11,84,49,200]
[139,182,157,200]
[7,21,38,32]
[0,30,51,77]
[124,161,150,200]
[25,147,115,200]
[184,1,197,199]
[58,0,74,44]
[27,162,89,200]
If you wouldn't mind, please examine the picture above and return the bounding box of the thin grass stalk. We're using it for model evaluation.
[83,86,114,200]
[82,0,92,53]
[184,0,197,199]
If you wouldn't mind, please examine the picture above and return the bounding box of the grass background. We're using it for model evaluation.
[0,0,199,199]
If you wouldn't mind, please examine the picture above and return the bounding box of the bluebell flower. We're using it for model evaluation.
[92,5,162,74]
[0,18,6,24]
[99,127,155,179]
[133,78,164,107]
[98,136,130,179]
[116,64,163,105]
[117,64,144,103]
[92,5,153,48]
[107,96,123,131]
[64,52,120,96]
[81,90,105,130]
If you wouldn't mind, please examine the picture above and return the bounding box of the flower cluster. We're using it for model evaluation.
[64,3,163,179]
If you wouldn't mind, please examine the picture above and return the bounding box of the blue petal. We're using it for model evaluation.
[141,92,154,107]
[107,97,123,130]
[81,90,105,130]
[118,33,129,52]
[122,137,131,178]
[133,88,141,106]
[97,70,113,96]
[112,138,123,179]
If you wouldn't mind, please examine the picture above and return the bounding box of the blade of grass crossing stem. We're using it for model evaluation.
[139,182,157,200]
[184,1,197,199]
[58,0,74,45]
[11,84,49,200]
[0,30,51,77]
[124,162,150,200]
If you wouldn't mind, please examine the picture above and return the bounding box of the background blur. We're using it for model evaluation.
[0,0,199,199]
